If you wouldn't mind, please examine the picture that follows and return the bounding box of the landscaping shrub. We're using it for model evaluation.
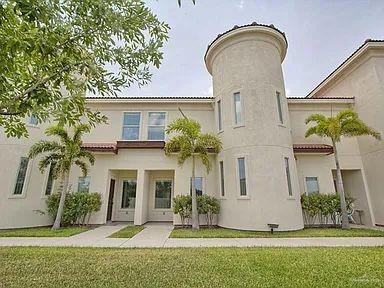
[301,193,354,226]
[173,195,220,227]
[46,192,102,226]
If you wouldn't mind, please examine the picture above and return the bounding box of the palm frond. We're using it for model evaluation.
[198,150,211,173]
[77,149,96,165]
[75,160,89,177]
[73,124,91,143]
[29,141,62,158]
[164,135,193,165]
[38,154,61,173]
[45,125,70,144]
[195,133,222,154]
[165,118,201,139]
[305,114,327,125]
[342,119,381,140]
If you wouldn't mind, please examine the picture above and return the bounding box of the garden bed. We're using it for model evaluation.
[170,227,384,238]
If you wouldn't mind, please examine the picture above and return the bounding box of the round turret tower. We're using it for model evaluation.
[205,23,303,231]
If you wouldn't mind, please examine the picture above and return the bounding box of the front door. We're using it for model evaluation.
[106,179,115,221]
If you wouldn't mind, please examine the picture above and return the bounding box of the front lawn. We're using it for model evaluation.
[0,247,383,287]
[170,227,384,238]
[108,225,144,238]
[0,226,89,237]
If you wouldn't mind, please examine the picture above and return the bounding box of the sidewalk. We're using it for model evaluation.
[1,223,384,248]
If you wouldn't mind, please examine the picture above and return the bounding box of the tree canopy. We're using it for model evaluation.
[0,0,169,137]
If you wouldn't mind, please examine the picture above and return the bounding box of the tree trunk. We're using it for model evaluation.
[191,155,199,230]
[332,140,350,229]
[52,172,69,230]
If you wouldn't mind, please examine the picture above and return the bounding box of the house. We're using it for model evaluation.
[1,23,383,230]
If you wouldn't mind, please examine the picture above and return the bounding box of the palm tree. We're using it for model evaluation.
[165,114,222,230]
[29,124,95,229]
[305,109,380,229]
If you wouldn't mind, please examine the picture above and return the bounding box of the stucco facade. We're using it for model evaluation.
[1,24,383,230]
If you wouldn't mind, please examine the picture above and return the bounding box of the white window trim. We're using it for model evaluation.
[284,156,295,199]
[9,157,33,199]
[217,98,223,133]
[41,163,56,199]
[218,160,225,199]
[147,111,168,141]
[232,91,245,128]
[304,176,320,195]
[153,178,173,210]
[121,111,142,141]
[276,91,285,125]
[235,155,249,199]
[120,178,137,211]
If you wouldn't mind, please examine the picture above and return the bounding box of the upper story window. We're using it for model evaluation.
[28,115,38,126]
[237,157,247,196]
[78,176,90,193]
[234,92,243,125]
[148,112,166,140]
[276,91,284,124]
[305,177,319,195]
[13,157,29,195]
[284,157,293,196]
[190,177,204,196]
[122,112,141,140]
[217,100,223,131]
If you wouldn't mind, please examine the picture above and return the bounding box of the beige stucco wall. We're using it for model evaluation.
[312,50,384,225]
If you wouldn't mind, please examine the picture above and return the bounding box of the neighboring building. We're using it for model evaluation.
[1,23,383,230]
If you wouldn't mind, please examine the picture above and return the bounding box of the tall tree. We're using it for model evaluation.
[29,124,95,229]
[305,109,380,229]
[165,114,222,230]
[0,0,169,137]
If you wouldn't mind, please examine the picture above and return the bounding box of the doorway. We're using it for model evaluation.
[106,179,116,221]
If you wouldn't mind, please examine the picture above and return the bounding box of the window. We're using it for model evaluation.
[148,112,166,140]
[234,92,243,125]
[190,177,203,196]
[78,176,90,193]
[45,164,55,196]
[28,115,38,126]
[219,161,225,197]
[306,177,319,195]
[13,157,29,195]
[276,91,284,124]
[122,112,141,140]
[217,100,223,131]
[284,157,293,196]
[237,157,247,196]
[155,180,172,209]
[121,180,137,209]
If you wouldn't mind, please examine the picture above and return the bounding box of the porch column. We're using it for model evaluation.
[134,169,148,225]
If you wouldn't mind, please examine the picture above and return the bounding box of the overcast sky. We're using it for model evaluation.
[122,0,384,97]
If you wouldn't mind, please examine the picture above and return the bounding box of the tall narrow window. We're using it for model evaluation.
[45,164,55,196]
[217,100,223,131]
[122,112,141,140]
[155,180,172,209]
[190,177,203,196]
[234,92,243,125]
[78,176,90,193]
[219,161,225,197]
[13,157,29,195]
[148,112,166,140]
[237,157,247,196]
[28,115,38,126]
[306,177,319,195]
[121,180,137,209]
[284,157,293,196]
[276,91,284,124]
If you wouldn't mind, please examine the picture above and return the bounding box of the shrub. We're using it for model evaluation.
[301,193,354,226]
[173,195,192,228]
[197,195,220,227]
[46,192,102,226]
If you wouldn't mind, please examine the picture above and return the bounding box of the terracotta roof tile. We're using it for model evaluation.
[293,144,333,154]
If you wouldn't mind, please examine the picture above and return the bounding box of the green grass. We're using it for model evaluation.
[170,227,384,238]
[0,226,89,237]
[108,225,144,238]
[1,247,384,287]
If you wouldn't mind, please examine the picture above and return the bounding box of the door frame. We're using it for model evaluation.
[106,178,116,221]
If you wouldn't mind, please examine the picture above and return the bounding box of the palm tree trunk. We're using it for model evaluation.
[332,140,350,229]
[52,172,69,230]
[191,155,199,230]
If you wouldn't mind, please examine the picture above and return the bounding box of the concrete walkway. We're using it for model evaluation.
[1,223,384,248]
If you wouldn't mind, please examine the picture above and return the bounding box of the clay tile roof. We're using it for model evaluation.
[293,144,333,154]
[82,143,117,154]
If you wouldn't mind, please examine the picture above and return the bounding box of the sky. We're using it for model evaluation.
[121,0,384,97]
